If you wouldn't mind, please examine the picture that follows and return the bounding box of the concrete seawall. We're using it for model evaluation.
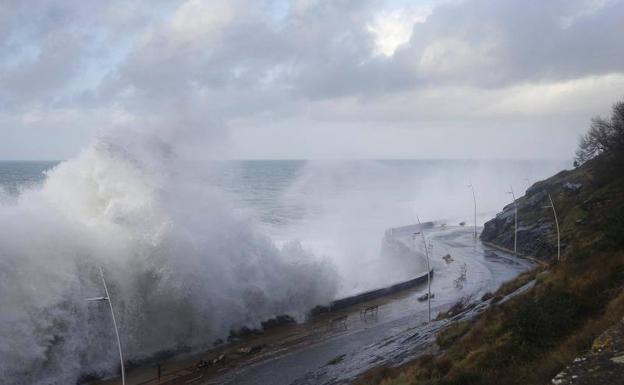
[310,269,433,315]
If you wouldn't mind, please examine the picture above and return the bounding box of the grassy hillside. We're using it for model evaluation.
[356,154,624,385]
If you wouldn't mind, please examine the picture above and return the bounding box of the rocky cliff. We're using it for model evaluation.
[480,157,622,262]
[357,154,624,385]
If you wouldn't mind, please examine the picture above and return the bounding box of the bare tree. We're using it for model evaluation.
[575,100,624,167]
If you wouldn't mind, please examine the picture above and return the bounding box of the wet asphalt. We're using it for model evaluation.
[212,225,534,385]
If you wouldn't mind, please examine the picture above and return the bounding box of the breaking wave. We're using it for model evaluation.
[0,136,338,384]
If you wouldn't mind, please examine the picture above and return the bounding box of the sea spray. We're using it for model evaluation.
[0,138,338,384]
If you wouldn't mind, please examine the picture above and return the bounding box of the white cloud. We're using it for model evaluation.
[418,37,500,77]
[367,5,433,56]
[291,0,322,14]
[481,73,624,117]
[168,0,236,44]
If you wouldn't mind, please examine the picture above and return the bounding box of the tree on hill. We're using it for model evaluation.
[574,99,624,167]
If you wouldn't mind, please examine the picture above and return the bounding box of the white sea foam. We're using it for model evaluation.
[0,136,338,384]
[0,127,569,384]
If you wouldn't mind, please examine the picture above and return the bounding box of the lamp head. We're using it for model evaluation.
[86,296,109,302]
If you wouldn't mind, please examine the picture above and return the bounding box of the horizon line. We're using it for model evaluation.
[0,157,572,162]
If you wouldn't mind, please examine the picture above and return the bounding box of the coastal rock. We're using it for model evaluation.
[481,187,558,260]
[551,318,624,384]
[563,182,583,194]
[524,189,547,208]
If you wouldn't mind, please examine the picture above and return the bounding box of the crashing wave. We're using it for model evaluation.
[0,137,338,384]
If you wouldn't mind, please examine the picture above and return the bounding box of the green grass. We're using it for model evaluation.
[436,321,472,350]
[356,154,624,385]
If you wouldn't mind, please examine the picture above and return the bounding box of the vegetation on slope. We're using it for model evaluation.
[356,100,624,385]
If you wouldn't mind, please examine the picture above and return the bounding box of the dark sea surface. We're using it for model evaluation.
[0,159,570,229]
[0,161,58,197]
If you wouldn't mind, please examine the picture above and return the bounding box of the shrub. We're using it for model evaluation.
[575,100,624,166]
[436,321,472,349]
[601,206,624,249]
[506,289,582,356]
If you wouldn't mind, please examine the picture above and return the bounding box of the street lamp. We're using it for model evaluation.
[414,216,432,323]
[467,183,477,239]
[87,267,126,385]
[542,192,561,262]
[506,185,518,254]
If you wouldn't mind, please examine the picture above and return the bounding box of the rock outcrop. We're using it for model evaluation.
[480,166,592,261]
[552,317,624,385]
[480,187,557,260]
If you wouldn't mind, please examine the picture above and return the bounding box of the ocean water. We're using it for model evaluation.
[0,157,569,296]
[0,158,570,232]
[0,157,569,385]
[0,161,58,198]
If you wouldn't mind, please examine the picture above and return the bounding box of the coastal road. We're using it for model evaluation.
[209,224,534,385]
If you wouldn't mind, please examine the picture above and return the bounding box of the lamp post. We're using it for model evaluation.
[542,192,561,262]
[468,183,477,239]
[414,216,431,323]
[87,267,126,385]
[506,185,518,254]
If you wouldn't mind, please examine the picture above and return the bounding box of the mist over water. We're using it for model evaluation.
[0,140,569,384]
[212,158,569,296]
[0,139,338,385]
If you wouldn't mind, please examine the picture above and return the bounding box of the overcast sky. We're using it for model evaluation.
[1,0,623,160]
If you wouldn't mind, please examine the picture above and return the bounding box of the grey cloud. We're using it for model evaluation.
[1,0,623,160]
[105,0,406,123]
[0,0,177,109]
[1,31,82,107]
[108,0,624,120]
[397,0,624,87]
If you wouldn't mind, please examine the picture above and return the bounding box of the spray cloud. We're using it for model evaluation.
[0,127,338,384]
